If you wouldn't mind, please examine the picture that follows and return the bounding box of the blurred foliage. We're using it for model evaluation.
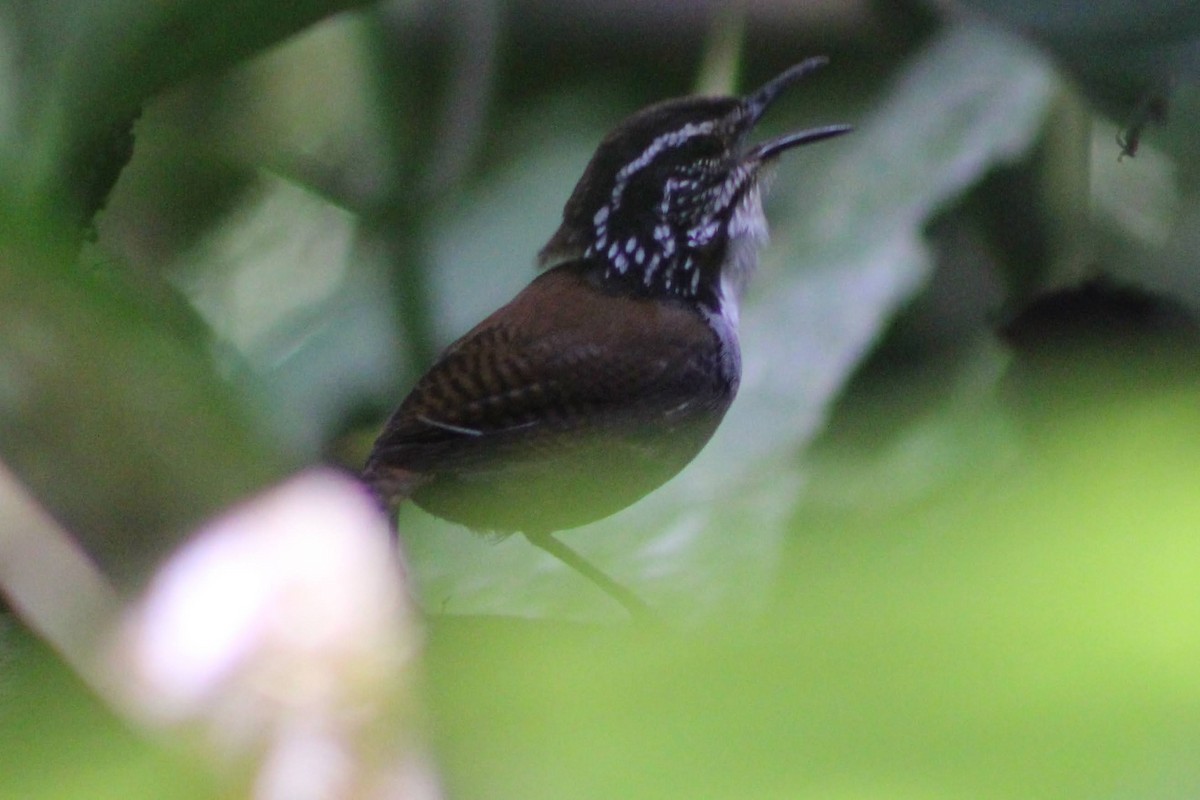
[2,0,1199,797]
[0,619,219,799]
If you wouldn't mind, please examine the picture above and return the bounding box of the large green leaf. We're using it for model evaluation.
[0,620,217,800]
[426,390,1200,799]
[1,0,374,220]
[0,217,288,583]
[403,23,1058,621]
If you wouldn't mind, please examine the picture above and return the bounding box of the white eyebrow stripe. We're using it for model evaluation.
[616,121,715,183]
[609,120,716,209]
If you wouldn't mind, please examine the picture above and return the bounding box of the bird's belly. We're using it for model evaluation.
[410,403,728,535]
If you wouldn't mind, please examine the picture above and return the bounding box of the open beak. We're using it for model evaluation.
[741,56,853,162]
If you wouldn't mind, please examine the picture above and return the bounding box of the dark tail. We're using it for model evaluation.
[361,458,426,534]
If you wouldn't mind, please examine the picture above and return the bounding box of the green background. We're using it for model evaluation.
[2,1,1199,797]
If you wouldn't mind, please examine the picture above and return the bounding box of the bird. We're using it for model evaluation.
[364,57,851,615]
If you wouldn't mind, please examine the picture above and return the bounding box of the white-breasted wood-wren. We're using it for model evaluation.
[364,58,850,614]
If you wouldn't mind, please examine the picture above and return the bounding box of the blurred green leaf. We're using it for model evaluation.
[426,392,1200,800]
[0,0,383,582]
[169,174,402,455]
[0,217,288,583]
[1,0,374,220]
[954,0,1200,99]
[0,620,217,800]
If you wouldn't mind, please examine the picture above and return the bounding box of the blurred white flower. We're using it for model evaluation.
[115,468,437,800]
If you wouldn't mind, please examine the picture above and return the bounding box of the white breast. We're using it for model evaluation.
[721,182,769,312]
[703,183,770,391]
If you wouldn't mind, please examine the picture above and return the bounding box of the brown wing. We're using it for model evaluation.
[365,260,736,534]
[369,260,734,474]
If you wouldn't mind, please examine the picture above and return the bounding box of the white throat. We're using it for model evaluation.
[718,182,770,332]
